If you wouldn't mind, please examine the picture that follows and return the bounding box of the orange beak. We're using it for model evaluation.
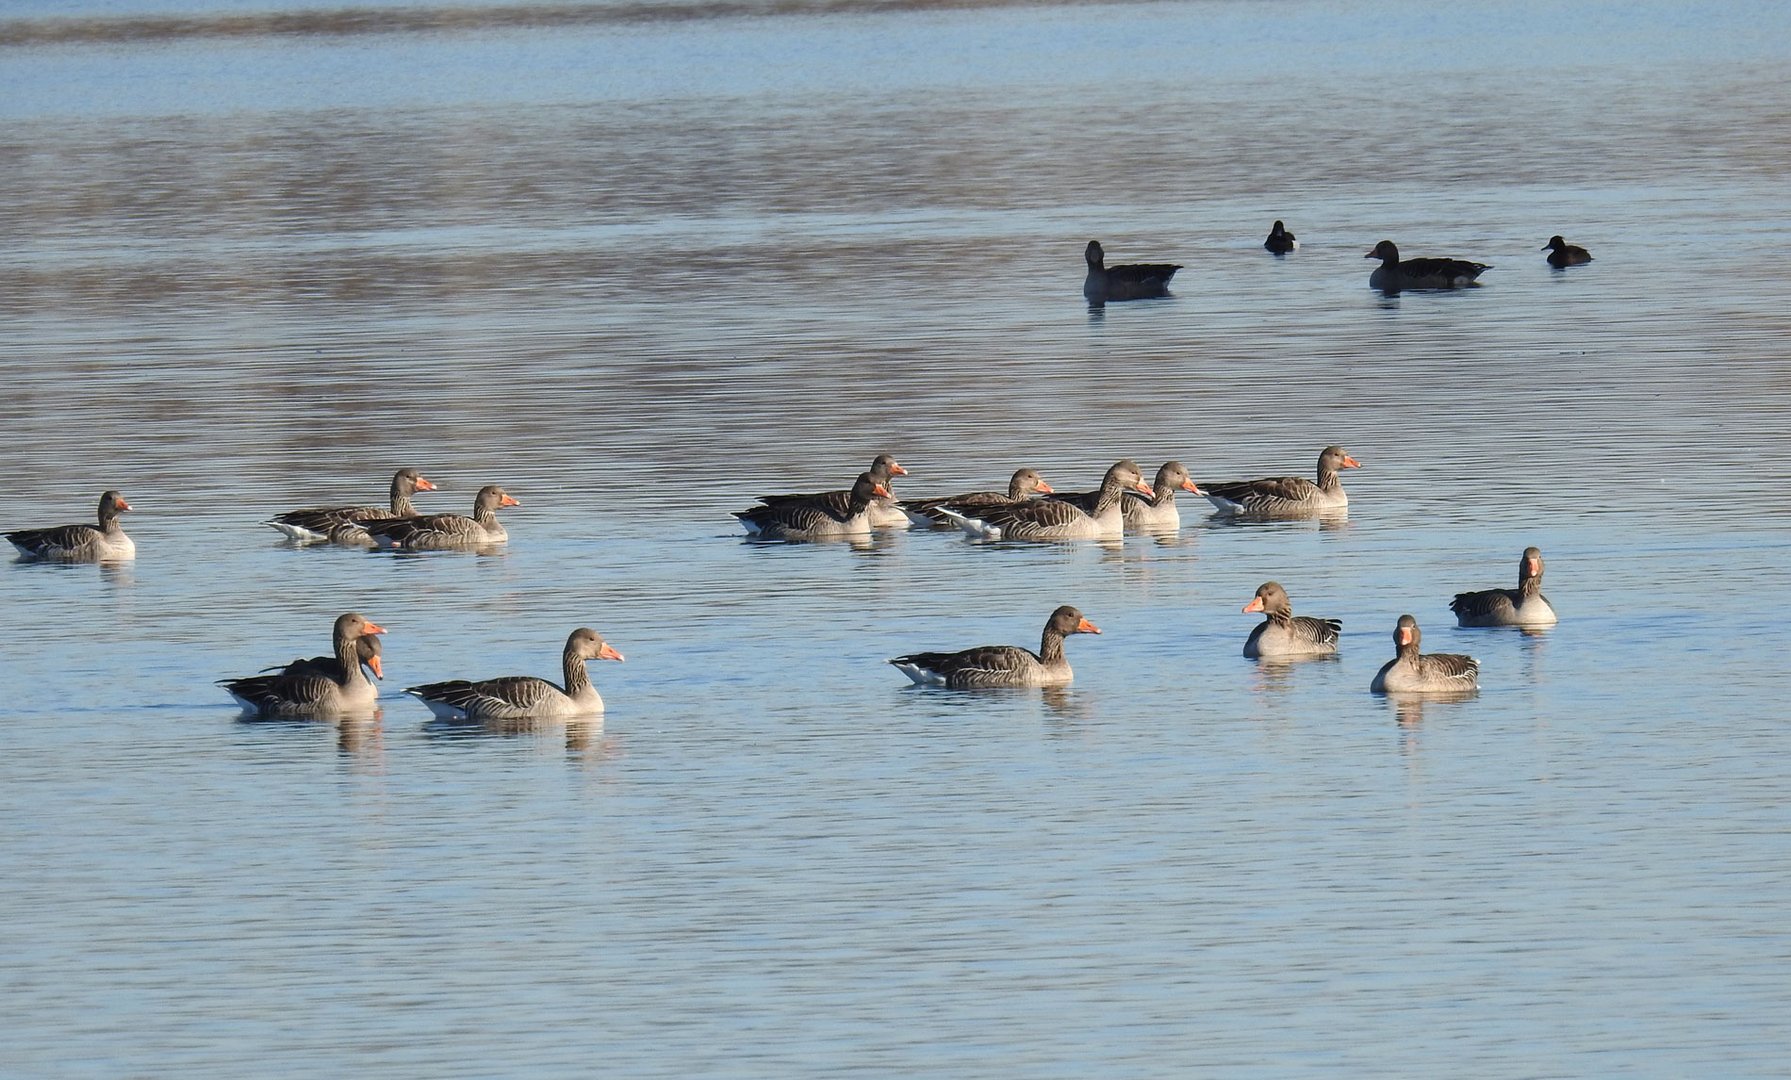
[1133,480,1155,495]
[1076,617,1101,635]
[1396,626,1413,645]
[598,643,625,662]
[116,498,133,512]
[889,464,909,476]
[1526,557,1541,575]
[871,482,892,498]
[1034,480,1055,494]
[1341,456,1362,469]
[1242,596,1264,614]
[366,654,384,680]
[1180,479,1201,494]
[361,621,388,636]
[415,477,438,491]
[499,494,521,507]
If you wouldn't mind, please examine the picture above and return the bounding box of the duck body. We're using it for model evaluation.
[1202,446,1359,517]
[1264,220,1298,254]
[266,468,437,544]
[221,613,386,716]
[7,490,134,561]
[891,606,1099,689]
[902,468,1053,527]
[736,473,889,540]
[1083,240,1181,303]
[366,485,517,549]
[937,460,1152,541]
[1544,235,1593,268]
[1452,547,1558,628]
[406,628,623,720]
[1366,240,1489,291]
[1241,582,1340,659]
[1370,614,1479,693]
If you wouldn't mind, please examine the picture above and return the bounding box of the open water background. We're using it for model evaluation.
[3,0,1790,1075]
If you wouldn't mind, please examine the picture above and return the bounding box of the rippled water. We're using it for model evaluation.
[4,1,1791,1076]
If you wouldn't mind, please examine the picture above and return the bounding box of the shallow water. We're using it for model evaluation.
[4,0,1791,1076]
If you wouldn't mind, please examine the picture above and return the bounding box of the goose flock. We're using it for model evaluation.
[9,226,1586,718]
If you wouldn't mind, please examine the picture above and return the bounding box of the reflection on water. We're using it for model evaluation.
[4,0,1791,1076]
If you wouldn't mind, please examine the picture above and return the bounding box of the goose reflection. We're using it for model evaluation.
[1385,689,1479,727]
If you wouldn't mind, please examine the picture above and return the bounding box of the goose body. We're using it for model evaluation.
[1451,547,1558,628]
[735,473,890,540]
[265,468,438,544]
[757,455,910,529]
[1241,582,1340,659]
[1366,240,1489,291]
[220,612,386,716]
[1202,446,1360,516]
[7,490,134,561]
[901,468,1054,527]
[233,635,384,704]
[1544,235,1593,268]
[1371,614,1479,693]
[406,628,623,720]
[1264,220,1298,254]
[366,485,517,549]
[1050,461,1199,531]
[936,460,1152,540]
[891,606,1100,688]
[1083,240,1181,303]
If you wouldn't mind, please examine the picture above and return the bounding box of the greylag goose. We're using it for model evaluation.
[365,485,518,549]
[1083,240,1181,303]
[1451,547,1558,628]
[934,460,1153,540]
[1241,582,1341,659]
[7,490,134,561]
[405,628,623,719]
[220,612,386,716]
[1543,235,1593,267]
[1370,615,1479,693]
[1264,220,1298,254]
[901,468,1055,527]
[1366,240,1489,291]
[891,605,1100,688]
[735,473,890,540]
[1202,446,1360,516]
[265,468,438,544]
[270,632,383,680]
[757,454,911,529]
[233,635,384,705]
[1049,461,1200,531]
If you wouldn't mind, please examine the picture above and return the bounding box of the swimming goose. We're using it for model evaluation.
[757,454,911,529]
[1366,240,1489,291]
[735,473,890,540]
[1543,235,1593,267]
[934,460,1153,540]
[1451,547,1558,628]
[901,468,1055,527]
[1370,614,1479,693]
[1241,581,1340,658]
[1083,240,1181,303]
[1202,446,1360,516]
[265,468,439,544]
[1264,220,1298,254]
[891,605,1100,688]
[220,612,386,716]
[233,635,384,705]
[406,627,623,720]
[1049,461,1200,531]
[7,490,135,561]
[365,485,518,549]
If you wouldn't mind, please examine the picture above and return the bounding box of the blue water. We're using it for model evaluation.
[4,1,1790,1076]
